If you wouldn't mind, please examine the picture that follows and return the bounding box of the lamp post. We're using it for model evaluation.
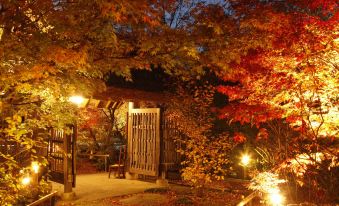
[63,95,83,200]
[240,154,250,179]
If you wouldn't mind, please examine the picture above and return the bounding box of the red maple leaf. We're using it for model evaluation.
[233,132,247,143]
[256,128,269,141]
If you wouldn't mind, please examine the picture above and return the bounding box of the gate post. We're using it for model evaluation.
[156,170,169,186]
[62,126,76,200]
[126,102,137,180]
[125,172,138,180]
[156,108,169,186]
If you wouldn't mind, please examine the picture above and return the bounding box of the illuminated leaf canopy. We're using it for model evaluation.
[0,0,338,204]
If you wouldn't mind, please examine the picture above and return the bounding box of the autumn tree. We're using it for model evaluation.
[1,0,336,204]
[216,0,338,203]
[0,0,242,204]
[76,102,127,171]
[164,76,238,187]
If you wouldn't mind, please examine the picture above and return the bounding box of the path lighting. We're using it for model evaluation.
[240,154,250,179]
[21,176,31,186]
[268,191,284,206]
[69,95,85,106]
[31,161,39,173]
[241,154,250,166]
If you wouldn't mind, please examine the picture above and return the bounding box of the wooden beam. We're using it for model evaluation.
[94,99,100,108]
[27,191,58,206]
[128,102,134,111]
[105,100,111,109]
[236,191,258,206]
[93,87,171,103]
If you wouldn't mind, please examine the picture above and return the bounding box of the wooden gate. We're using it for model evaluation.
[48,126,76,189]
[128,108,160,176]
[161,116,182,171]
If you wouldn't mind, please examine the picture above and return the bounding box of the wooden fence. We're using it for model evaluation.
[27,191,58,206]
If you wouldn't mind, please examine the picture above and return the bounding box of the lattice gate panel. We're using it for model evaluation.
[128,108,160,176]
[48,129,64,184]
[48,126,76,187]
[161,116,182,170]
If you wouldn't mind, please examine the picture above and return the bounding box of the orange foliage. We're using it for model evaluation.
[218,0,338,140]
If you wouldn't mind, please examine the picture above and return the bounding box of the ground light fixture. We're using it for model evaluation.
[21,176,31,186]
[31,161,40,185]
[268,191,284,206]
[241,154,251,166]
[69,95,85,106]
[240,154,251,179]
[31,161,39,173]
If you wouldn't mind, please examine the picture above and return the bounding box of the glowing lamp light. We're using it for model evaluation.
[69,95,85,106]
[310,121,320,127]
[241,154,250,166]
[268,191,284,205]
[21,176,31,186]
[31,161,39,173]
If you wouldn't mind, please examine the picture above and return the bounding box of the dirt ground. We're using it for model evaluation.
[54,170,248,206]
[56,186,244,206]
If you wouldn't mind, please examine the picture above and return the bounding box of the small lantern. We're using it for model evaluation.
[21,176,31,186]
[69,95,85,106]
[31,161,39,174]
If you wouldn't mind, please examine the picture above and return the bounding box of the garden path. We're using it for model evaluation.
[53,173,165,204]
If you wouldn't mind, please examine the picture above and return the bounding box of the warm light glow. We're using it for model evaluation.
[69,95,85,105]
[0,28,3,41]
[268,191,284,205]
[241,154,250,166]
[31,161,39,173]
[310,121,320,128]
[21,176,31,186]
